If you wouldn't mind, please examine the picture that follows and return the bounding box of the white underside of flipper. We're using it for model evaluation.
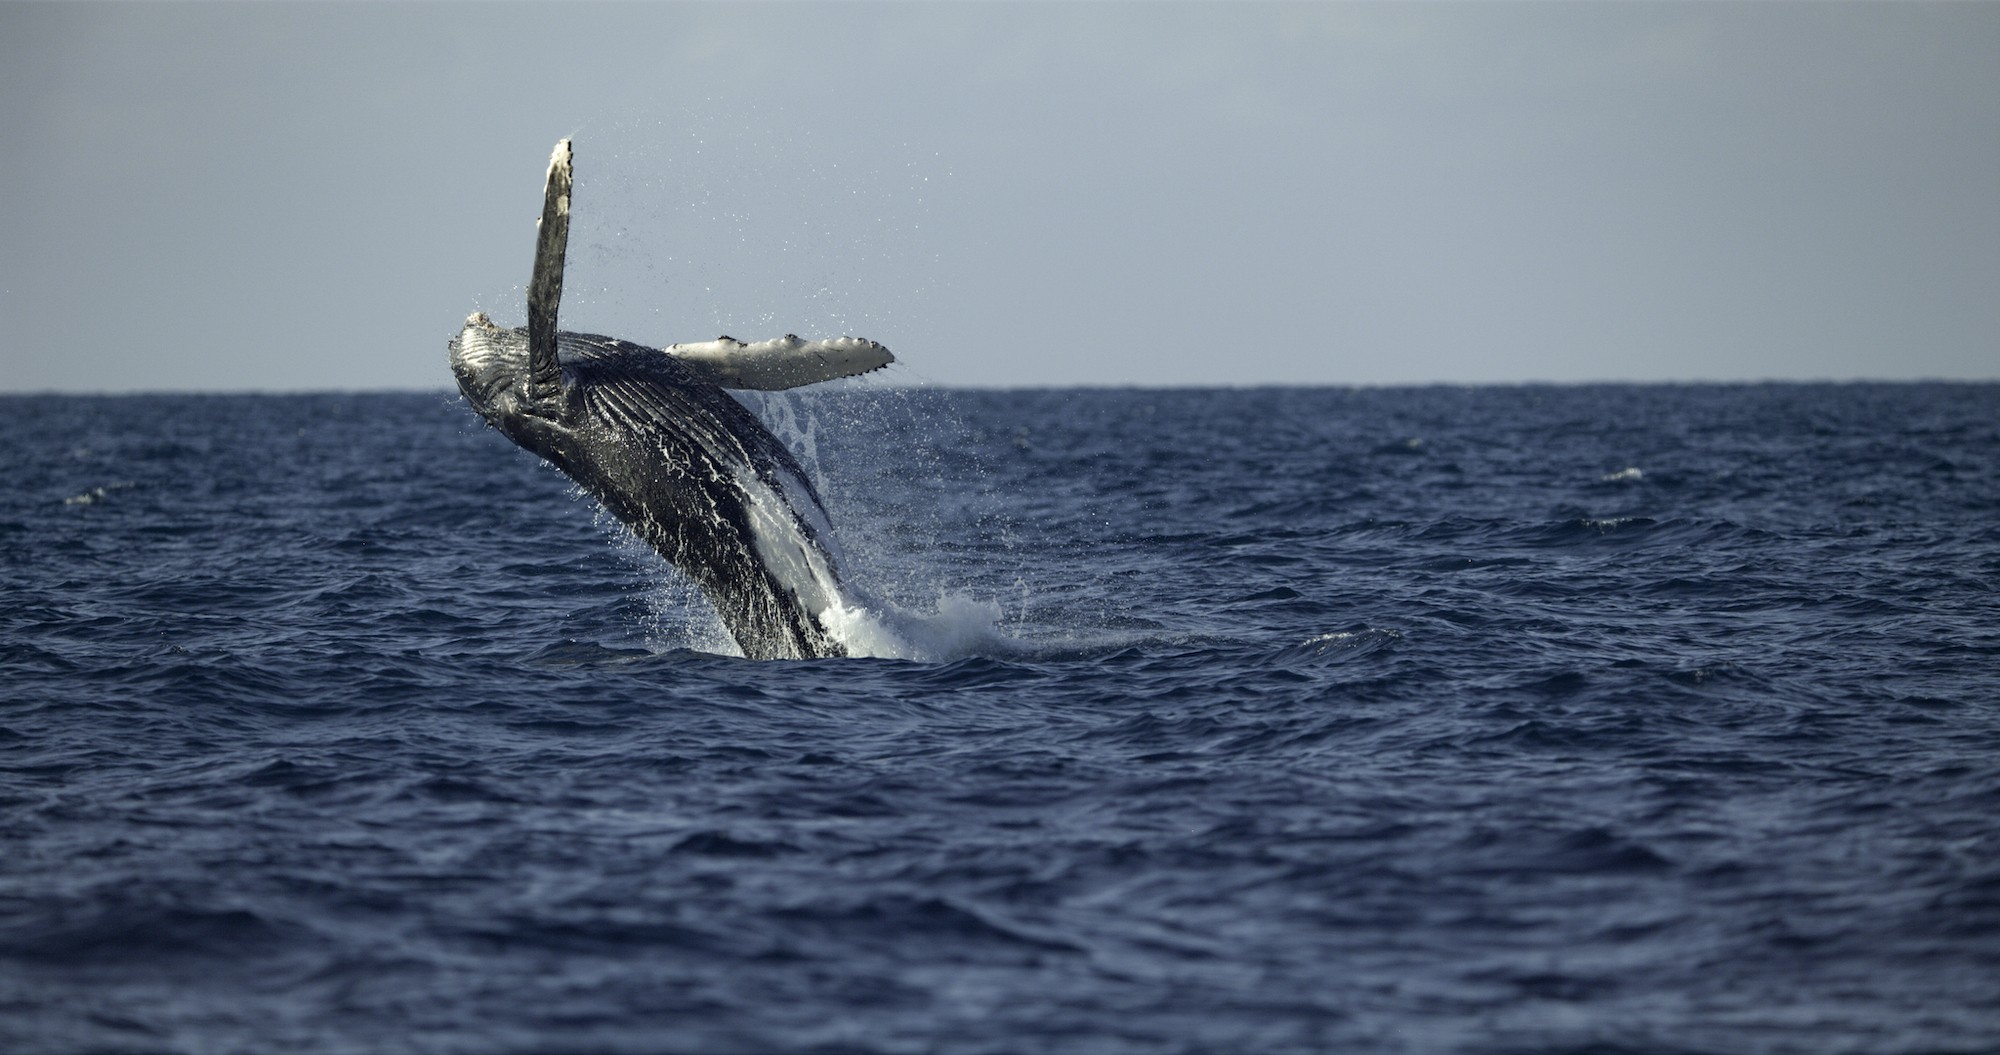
[664,334,894,391]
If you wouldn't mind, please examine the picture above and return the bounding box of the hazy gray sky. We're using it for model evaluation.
[4,2,1996,391]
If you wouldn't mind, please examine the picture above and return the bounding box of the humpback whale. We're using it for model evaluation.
[448,139,893,659]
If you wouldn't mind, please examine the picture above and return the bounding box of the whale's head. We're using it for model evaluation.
[449,312,537,425]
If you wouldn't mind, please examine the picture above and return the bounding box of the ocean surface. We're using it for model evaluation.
[3,382,1998,1054]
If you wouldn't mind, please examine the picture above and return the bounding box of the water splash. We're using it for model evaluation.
[820,592,1012,662]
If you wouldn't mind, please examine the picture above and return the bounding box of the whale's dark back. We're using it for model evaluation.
[454,325,846,659]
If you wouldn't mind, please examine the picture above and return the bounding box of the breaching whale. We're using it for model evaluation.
[448,139,893,659]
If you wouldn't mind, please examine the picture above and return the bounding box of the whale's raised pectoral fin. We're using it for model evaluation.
[664,334,895,391]
[525,139,573,401]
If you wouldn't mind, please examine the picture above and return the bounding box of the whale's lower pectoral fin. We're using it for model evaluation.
[664,334,895,391]
[526,139,572,401]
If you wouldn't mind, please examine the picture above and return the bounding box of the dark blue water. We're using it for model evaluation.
[4,383,1998,1053]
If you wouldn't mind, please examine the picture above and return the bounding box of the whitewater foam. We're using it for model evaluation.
[820,591,1012,662]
